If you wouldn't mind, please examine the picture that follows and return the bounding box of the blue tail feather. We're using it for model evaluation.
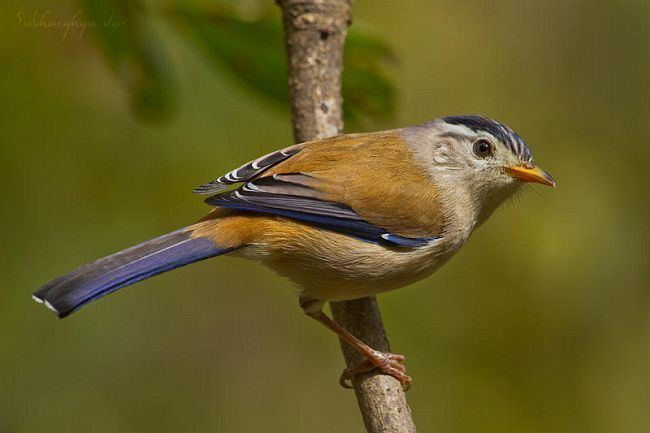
[33,228,230,318]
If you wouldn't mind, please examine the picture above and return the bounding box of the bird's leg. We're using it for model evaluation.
[301,299,411,389]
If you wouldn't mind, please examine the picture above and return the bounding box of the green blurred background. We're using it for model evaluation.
[2,0,649,432]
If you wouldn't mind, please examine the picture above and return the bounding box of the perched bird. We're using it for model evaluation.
[33,115,555,387]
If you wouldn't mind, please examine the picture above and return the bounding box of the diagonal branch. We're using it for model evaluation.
[276,1,417,431]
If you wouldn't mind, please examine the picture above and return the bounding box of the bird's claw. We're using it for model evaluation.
[339,351,412,391]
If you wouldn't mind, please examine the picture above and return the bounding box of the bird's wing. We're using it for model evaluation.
[192,143,305,194]
[205,174,436,247]
[202,131,444,247]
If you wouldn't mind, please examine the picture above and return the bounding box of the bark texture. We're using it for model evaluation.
[277,1,417,431]
[278,0,349,142]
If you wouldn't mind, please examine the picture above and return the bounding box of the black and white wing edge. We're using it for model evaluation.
[192,144,304,195]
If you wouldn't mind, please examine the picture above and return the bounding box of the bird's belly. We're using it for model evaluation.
[237,226,457,302]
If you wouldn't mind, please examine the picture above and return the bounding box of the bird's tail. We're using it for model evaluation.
[33,224,234,318]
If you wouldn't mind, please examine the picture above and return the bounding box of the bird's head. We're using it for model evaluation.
[404,115,555,223]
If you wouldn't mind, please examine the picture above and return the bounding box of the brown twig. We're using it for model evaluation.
[276,1,417,431]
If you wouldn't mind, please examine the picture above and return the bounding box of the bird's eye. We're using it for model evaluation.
[473,139,494,158]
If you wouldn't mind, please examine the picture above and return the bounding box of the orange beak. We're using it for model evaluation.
[505,165,556,188]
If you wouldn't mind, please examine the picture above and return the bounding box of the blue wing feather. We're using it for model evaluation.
[206,182,438,248]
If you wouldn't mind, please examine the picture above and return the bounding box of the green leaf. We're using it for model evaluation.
[168,5,396,122]
[168,6,288,103]
[80,0,176,122]
[343,30,396,121]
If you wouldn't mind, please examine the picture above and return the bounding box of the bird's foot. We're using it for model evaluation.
[339,350,411,390]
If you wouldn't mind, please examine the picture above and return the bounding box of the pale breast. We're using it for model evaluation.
[236,217,464,302]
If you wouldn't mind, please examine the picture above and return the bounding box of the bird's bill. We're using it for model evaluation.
[505,165,556,187]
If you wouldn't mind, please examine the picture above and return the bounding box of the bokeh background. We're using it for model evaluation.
[2,0,650,432]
